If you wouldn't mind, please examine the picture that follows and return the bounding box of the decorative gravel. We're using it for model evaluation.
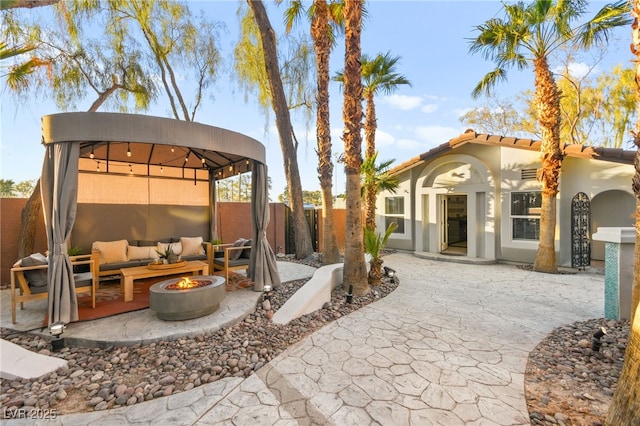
[0,258,398,417]
[525,317,630,425]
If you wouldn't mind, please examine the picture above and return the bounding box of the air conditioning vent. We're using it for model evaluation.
[521,169,537,180]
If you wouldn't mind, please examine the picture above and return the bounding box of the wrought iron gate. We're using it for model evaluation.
[571,192,591,269]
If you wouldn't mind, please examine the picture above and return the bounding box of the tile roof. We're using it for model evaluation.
[389,130,635,176]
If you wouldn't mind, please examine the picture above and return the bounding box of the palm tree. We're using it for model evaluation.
[0,41,46,91]
[469,0,630,273]
[281,0,343,265]
[0,179,17,197]
[335,52,410,230]
[605,1,640,422]
[246,0,314,260]
[342,0,367,296]
[360,152,399,227]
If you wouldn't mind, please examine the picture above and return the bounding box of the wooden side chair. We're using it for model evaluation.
[10,252,99,324]
[212,239,252,283]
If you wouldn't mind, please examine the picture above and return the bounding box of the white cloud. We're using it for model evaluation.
[415,125,462,145]
[395,139,425,151]
[375,129,396,147]
[421,104,438,114]
[552,61,595,79]
[454,107,473,118]
[382,94,422,111]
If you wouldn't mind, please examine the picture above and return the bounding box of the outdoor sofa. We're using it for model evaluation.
[91,237,213,279]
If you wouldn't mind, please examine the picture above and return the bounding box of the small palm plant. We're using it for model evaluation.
[156,245,178,264]
[364,222,398,286]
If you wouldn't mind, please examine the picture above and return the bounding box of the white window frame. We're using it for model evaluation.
[510,191,541,241]
[384,196,405,234]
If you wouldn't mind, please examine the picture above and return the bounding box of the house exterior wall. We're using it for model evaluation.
[380,143,635,267]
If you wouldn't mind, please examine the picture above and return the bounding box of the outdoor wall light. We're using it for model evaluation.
[50,321,65,352]
[592,327,607,352]
[383,266,396,278]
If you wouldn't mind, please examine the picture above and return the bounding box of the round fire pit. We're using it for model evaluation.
[149,275,226,320]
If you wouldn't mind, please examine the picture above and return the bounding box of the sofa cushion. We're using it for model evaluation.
[241,239,252,259]
[19,253,48,289]
[229,238,245,260]
[128,245,158,261]
[180,237,204,256]
[92,240,129,264]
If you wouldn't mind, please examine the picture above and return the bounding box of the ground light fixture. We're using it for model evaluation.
[346,285,353,304]
[50,321,65,352]
[592,327,607,352]
[383,266,396,278]
[263,284,272,302]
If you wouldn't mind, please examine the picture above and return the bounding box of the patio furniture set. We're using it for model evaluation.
[9,237,252,323]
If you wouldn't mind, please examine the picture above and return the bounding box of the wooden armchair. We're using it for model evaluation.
[211,242,251,283]
[10,252,99,324]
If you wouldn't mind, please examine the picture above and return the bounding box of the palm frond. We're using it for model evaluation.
[472,68,508,99]
[575,0,631,48]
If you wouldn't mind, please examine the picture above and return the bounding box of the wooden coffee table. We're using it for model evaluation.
[120,260,209,302]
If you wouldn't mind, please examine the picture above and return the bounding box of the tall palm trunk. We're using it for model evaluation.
[342,0,367,295]
[364,91,377,230]
[606,5,640,422]
[532,56,562,273]
[312,0,339,265]
[248,0,313,260]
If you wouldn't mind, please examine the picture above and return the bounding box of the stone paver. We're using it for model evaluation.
[3,253,603,425]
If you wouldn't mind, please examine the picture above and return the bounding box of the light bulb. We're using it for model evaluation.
[127,143,132,157]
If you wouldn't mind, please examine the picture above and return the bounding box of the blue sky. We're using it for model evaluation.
[0,0,632,197]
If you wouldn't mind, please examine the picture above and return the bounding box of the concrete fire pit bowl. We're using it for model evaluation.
[149,275,226,320]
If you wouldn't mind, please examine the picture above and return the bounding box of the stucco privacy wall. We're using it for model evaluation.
[560,157,634,262]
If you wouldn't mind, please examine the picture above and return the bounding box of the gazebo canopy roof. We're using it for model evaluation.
[41,112,266,179]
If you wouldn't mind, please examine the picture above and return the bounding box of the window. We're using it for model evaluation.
[511,191,541,240]
[384,196,404,233]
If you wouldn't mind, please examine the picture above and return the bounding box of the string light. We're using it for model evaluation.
[129,164,133,174]
[171,146,175,153]
[90,147,94,159]
[96,161,100,172]
[160,165,164,173]
[127,143,132,157]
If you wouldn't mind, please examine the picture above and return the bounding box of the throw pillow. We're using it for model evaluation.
[157,242,183,257]
[241,239,252,259]
[19,253,48,288]
[92,240,129,264]
[180,237,204,256]
[128,245,158,261]
[229,238,245,260]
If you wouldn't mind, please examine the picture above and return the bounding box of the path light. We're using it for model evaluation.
[383,266,396,278]
[592,327,607,352]
[263,284,272,301]
[346,285,353,304]
[50,321,65,352]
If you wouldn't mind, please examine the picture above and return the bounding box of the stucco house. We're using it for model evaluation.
[378,130,635,267]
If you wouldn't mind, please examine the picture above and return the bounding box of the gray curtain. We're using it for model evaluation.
[249,162,281,291]
[209,173,218,242]
[41,142,80,324]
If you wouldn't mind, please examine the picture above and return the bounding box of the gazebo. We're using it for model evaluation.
[40,112,280,325]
